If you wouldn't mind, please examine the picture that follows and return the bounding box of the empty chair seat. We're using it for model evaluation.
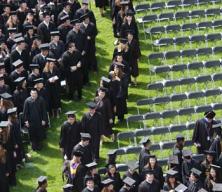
[116,164,129,172]
[154,96,171,104]
[98,167,107,175]
[171,93,187,101]
[137,98,154,106]
[204,60,221,68]
[169,124,187,132]
[171,64,187,72]
[143,112,161,120]
[147,26,165,34]
[198,21,212,29]
[115,148,126,155]
[186,121,196,130]
[206,33,222,41]
[125,146,142,154]
[166,25,181,32]
[152,65,171,73]
[195,75,212,83]
[150,2,166,10]
[205,8,220,16]
[154,38,174,46]
[198,0,211,4]
[190,35,205,43]
[165,51,181,59]
[178,107,195,115]
[175,11,190,19]
[174,37,190,45]
[181,49,196,57]
[167,0,182,8]
[190,10,205,18]
[212,73,222,81]
[151,126,170,135]
[182,23,197,31]
[162,110,178,118]
[164,80,180,87]
[159,12,174,21]
[117,131,135,140]
[211,103,222,110]
[148,52,164,60]
[147,82,164,90]
[188,62,204,70]
[205,88,221,97]
[150,143,161,150]
[197,48,212,55]
[195,105,213,113]
[135,4,150,12]
[212,20,222,28]
[127,115,143,123]
[213,46,222,53]
[180,77,196,85]
[134,128,152,137]
[161,141,175,150]
[142,15,158,23]
[185,140,193,146]
[187,91,205,99]
[158,158,168,166]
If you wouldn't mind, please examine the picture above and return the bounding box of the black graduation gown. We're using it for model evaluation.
[95,0,108,8]
[109,61,130,79]
[163,182,180,191]
[32,53,48,72]
[82,187,100,192]
[105,172,123,192]
[84,173,101,190]
[138,148,150,174]
[72,143,93,165]
[62,50,83,97]
[128,39,141,77]
[0,159,10,192]
[94,96,113,136]
[43,68,61,110]
[182,159,200,186]
[81,112,104,160]
[27,73,41,90]
[218,153,222,167]
[209,137,222,160]
[49,41,65,59]
[192,118,221,154]
[37,88,50,113]
[59,121,81,160]
[123,171,141,192]
[9,70,28,92]
[23,96,48,143]
[10,49,30,70]
[80,22,98,71]
[13,88,29,114]
[58,24,72,44]
[0,84,10,94]
[140,166,164,188]
[138,180,160,192]
[187,179,203,192]
[35,188,47,192]
[204,177,219,192]
[37,22,55,43]
[57,11,69,25]
[120,21,139,40]
[75,9,96,26]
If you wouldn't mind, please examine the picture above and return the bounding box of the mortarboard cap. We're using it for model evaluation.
[24,25,34,30]
[86,162,97,169]
[123,177,136,187]
[63,2,72,6]
[37,176,47,184]
[14,76,25,84]
[175,184,188,192]
[0,92,12,100]
[198,189,208,192]
[82,0,89,4]
[127,161,138,171]
[126,29,135,35]
[42,10,51,17]
[7,107,17,115]
[8,28,17,33]
[14,37,25,44]
[39,43,49,50]
[204,111,216,119]
[85,175,94,182]
[114,62,124,68]
[101,178,114,186]
[210,164,221,170]
[120,0,130,5]
[50,31,60,36]
[101,76,111,84]
[182,150,192,157]
[0,121,8,128]
[12,59,23,68]
[9,11,17,16]
[60,15,70,22]
[73,150,83,157]
[212,183,222,191]
[204,150,217,156]
[119,38,128,44]
[126,9,134,16]
[71,19,81,25]
[145,169,154,175]
[167,169,178,177]
[34,78,44,85]
[14,33,22,39]
[65,111,76,118]
[46,57,56,62]
[98,87,108,92]
[80,13,89,21]
[107,150,117,165]
[80,132,91,140]
[0,62,5,69]
[168,155,179,165]
[63,183,73,192]
[86,101,97,109]
[191,168,202,177]
[139,136,151,145]
[30,64,39,69]
[176,134,185,140]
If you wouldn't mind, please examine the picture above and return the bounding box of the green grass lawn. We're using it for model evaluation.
[12,1,222,191]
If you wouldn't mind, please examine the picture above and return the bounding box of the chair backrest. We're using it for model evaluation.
[117,132,135,140]
[134,128,152,137]
[143,112,161,120]
[137,98,154,106]
[171,93,188,101]
[147,82,164,90]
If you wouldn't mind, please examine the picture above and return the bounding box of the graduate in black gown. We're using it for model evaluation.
[58,15,72,44]
[0,74,10,94]
[13,77,29,114]
[187,168,204,192]
[163,169,180,191]
[72,133,93,165]
[119,177,136,192]
[61,42,83,100]
[59,111,81,160]
[138,137,151,174]
[35,176,48,192]
[23,88,48,151]
[42,58,61,117]
[138,170,160,192]
[81,102,104,162]
[82,175,100,192]
[94,87,113,139]
[192,111,221,154]
[27,64,41,90]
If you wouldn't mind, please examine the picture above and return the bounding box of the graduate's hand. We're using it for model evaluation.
[25,121,29,127]
[87,36,91,40]
[113,106,116,113]
[42,121,46,126]
[115,76,120,81]
[15,144,18,149]
[194,142,201,147]
[5,173,9,177]
[77,62,81,68]
[82,51,86,56]
[109,119,113,124]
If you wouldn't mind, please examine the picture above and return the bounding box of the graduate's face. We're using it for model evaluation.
[33,68,40,75]
[74,23,80,30]
[68,117,75,124]
[126,16,132,22]
[86,180,94,189]
[168,176,176,184]
[210,168,216,178]
[89,108,96,114]
[4,7,11,14]
[206,155,214,162]
[98,90,105,98]
[108,184,114,191]
[149,158,156,166]
[116,56,123,63]
[30,90,38,100]
[82,140,90,146]
[190,173,197,182]
[127,33,133,41]
[53,36,60,42]
[109,167,116,174]
[0,80,4,86]
[18,42,25,50]
[146,174,154,182]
